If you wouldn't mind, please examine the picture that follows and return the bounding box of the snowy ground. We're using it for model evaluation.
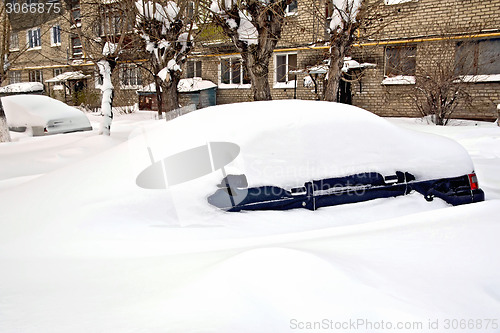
[0,106,499,333]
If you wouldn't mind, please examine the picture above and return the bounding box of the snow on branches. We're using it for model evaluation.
[329,0,361,32]
[210,0,259,46]
[135,0,191,82]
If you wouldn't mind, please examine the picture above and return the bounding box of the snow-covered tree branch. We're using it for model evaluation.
[323,0,390,102]
[135,0,195,115]
[61,0,140,136]
[208,0,292,101]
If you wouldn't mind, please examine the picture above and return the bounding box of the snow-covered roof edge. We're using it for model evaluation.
[137,78,217,93]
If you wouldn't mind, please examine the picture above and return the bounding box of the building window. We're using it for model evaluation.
[455,38,500,76]
[27,27,41,49]
[186,1,195,19]
[120,65,142,88]
[384,45,416,77]
[285,0,297,14]
[29,70,43,82]
[71,36,82,58]
[187,60,202,78]
[53,68,64,77]
[275,53,297,83]
[9,71,21,84]
[9,32,19,51]
[220,57,250,86]
[51,25,61,46]
[70,0,81,25]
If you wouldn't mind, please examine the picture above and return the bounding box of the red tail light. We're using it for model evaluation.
[468,173,479,190]
[44,127,48,133]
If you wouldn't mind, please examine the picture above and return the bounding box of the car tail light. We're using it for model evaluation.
[468,173,479,190]
[44,127,48,133]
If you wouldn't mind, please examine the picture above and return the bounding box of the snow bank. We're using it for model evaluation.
[0,101,497,332]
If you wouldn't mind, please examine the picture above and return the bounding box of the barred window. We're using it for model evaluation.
[120,65,142,87]
[29,70,43,82]
[9,32,19,50]
[27,27,41,49]
[9,71,21,84]
[384,46,416,77]
[455,38,500,75]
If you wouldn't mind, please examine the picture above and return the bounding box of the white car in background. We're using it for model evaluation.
[2,94,92,136]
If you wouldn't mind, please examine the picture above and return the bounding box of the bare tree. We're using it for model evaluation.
[405,39,472,125]
[208,0,292,101]
[135,0,198,116]
[62,0,140,135]
[323,0,390,102]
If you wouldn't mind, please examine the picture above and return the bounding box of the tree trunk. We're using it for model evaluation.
[154,76,164,119]
[324,43,346,102]
[497,104,500,126]
[0,98,11,143]
[160,75,180,113]
[244,52,272,101]
[98,59,116,136]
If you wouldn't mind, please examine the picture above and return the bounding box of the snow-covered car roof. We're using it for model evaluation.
[2,95,92,135]
[0,82,44,94]
[132,100,474,192]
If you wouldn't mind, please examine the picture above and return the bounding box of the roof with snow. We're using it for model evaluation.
[292,58,376,75]
[137,78,217,93]
[0,82,44,94]
[45,71,90,83]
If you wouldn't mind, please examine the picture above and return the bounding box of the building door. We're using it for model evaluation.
[337,79,352,105]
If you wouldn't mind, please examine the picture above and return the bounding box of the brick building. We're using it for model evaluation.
[2,0,500,120]
[191,0,500,120]
[2,0,144,108]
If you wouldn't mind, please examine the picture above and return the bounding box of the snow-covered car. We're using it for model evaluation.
[134,100,484,212]
[2,94,92,136]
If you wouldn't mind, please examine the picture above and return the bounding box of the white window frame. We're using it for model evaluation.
[186,60,202,78]
[26,27,41,50]
[50,25,61,46]
[274,52,298,88]
[119,64,142,89]
[29,70,43,83]
[9,32,19,51]
[285,0,298,15]
[9,71,21,84]
[218,56,251,89]
[53,68,64,77]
